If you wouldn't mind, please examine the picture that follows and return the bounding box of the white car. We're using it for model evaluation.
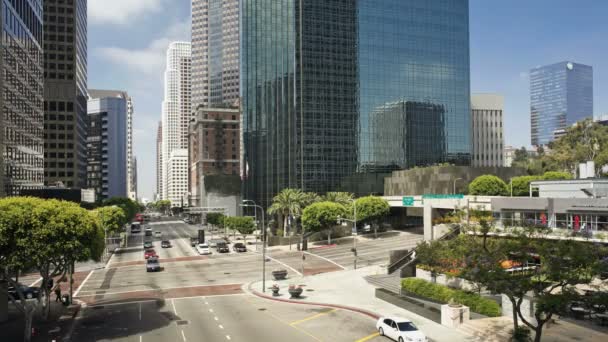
[145,226,152,232]
[154,231,162,238]
[376,317,427,342]
[196,243,212,255]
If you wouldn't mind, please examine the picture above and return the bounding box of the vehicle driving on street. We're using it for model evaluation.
[190,237,198,247]
[232,243,247,253]
[216,241,229,253]
[376,317,427,342]
[144,249,158,259]
[154,231,162,238]
[146,257,161,272]
[161,240,171,248]
[143,241,153,249]
[130,222,141,233]
[196,243,212,255]
[7,284,40,300]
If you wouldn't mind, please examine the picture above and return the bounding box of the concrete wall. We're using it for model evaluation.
[416,268,478,292]
[384,165,526,196]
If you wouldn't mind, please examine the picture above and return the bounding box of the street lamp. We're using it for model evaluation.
[453,178,463,195]
[338,198,358,269]
[241,200,267,292]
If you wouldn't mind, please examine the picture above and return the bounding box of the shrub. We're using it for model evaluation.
[468,175,509,196]
[401,278,501,317]
[542,171,572,180]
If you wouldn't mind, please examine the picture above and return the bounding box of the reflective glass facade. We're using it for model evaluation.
[530,62,593,146]
[0,0,45,196]
[243,0,471,206]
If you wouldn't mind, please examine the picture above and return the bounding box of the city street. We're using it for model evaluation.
[71,294,383,342]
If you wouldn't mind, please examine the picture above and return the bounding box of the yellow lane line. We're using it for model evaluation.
[355,332,380,342]
[289,309,338,326]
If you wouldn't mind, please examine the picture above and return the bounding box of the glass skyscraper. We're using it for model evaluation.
[530,61,593,146]
[0,0,45,196]
[242,0,471,206]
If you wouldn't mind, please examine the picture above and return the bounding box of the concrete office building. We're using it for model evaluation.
[166,149,188,208]
[471,94,504,167]
[43,0,88,190]
[191,0,239,108]
[156,121,163,200]
[126,97,136,200]
[87,90,128,200]
[161,42,191,204]
[0,0,44,196]
[242,0,471,207]
[530,61,593,146]
[189,106,240,208]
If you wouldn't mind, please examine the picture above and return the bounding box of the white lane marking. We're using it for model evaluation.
[181,330,187,342]
[139,303,142,321]
[139,336,142,342]
[172,299,178,316]
[219,325,224,329]
[214,317,219,321]
[226,335,231,340]
[266,256,302,276]
[105,251,118,269]
[29,277,43,287]
[209,309,214,313]
[73,270,95,297]
[76,283,243,296]
[303,251,347,270]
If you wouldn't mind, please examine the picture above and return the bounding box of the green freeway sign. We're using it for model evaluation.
[422,194,464,200]
[402,197,415,206]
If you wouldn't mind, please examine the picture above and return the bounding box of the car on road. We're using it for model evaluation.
[216,242,229,253]
[144,249,158,259]
[161,240,171,248]
[190,237,198,247]
[233,243,247,253]
[208,239,224,248]
[154,231,162,238]
[143,241,153,249]
[144,225,152,232]
[196,243,212,255]
[146,257,161,272]
[376,317,427,342]
[131,222,141,233]
[7,284,40,300]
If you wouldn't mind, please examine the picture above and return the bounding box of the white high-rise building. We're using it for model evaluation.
[191,0,240,109]
[161,42,192,205]
[166,149,189,207]
[471,94,505,167]
[126,96,136,200]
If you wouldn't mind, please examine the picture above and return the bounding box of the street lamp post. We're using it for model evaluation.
[242,200,266,292]
[338,198,358,269]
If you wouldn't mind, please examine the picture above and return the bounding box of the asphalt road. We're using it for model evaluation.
[307,231,423,269]
[71,294,385,342]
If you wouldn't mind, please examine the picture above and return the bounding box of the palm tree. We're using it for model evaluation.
[323,192,354,207]
[268,189,306,236]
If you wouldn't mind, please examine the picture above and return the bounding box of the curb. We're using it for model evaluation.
[61,302,83,342]
[246,282,380,320]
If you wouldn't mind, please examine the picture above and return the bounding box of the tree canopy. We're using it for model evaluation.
[468,175,509,196]
[93,206,127,235]
[223,216,256,236]
[323,192,354,207]
[206,212,225,226]
[301,201,347,234]
[103,197,140,222]
[354,196,390,223]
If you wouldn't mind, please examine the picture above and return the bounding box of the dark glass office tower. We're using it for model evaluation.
[0,0,45,196]
[42,0,88,189]
[242,0,471,206]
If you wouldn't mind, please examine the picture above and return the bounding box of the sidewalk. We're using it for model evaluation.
[0,301,80,342]
[248,265,471,342]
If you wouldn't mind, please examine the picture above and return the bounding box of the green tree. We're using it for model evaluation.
[468,175,509,196]
[155,200,172,215]
[301,202,347,234]
[542,171,572,180]
[268,188,308,236]
[93,206,127,235]
[323,192,354,207]
[511,176,542,197]
[354,196,390,223]
[103,197,139,222]
[0,198,104,341]
[206,213,225,227]
[544,119,608,174]
[224,216,256,242]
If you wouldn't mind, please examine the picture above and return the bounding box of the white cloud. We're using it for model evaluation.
[519,71,529,80]
[89,0,164,25]
[94,21,190,76]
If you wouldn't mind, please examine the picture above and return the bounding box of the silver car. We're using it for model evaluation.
[146,257,161,272]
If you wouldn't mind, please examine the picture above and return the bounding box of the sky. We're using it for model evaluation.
[87,0,608,200]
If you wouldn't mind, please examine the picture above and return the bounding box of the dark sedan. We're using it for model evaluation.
[161,240,171,248]
[7,285,40,300]
[233,243,247,253]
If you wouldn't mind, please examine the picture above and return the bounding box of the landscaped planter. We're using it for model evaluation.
[415,267,477,292]
[288,287,303,299]
[272,270,288,281]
